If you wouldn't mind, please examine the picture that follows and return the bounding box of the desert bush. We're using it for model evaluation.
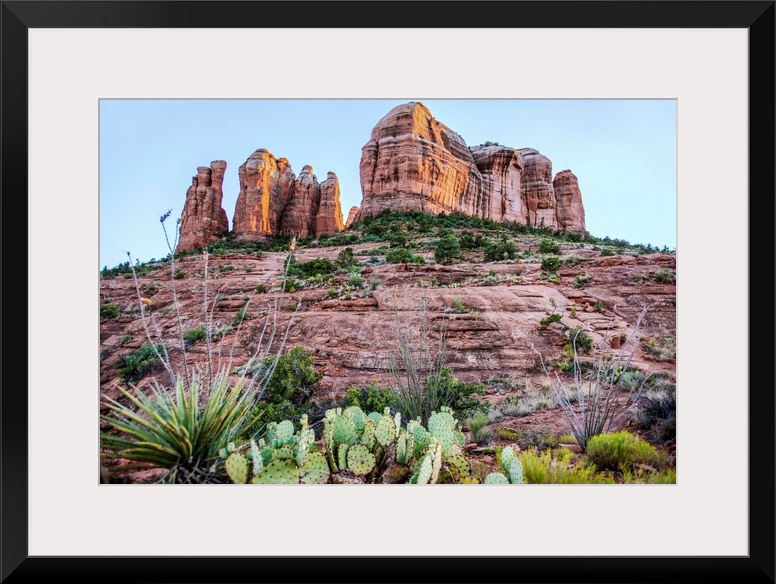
[652,268,676,284]
[341,381,397,413]
[534,308,652,451]
[183,326,208,348]
[466,412,490,444]
[520,448,614,484]
[434,232,462,265]
[100,303,120,321]
[385,297,487,425]
[540,256,560,273]
[289,257,336,279]
[641,336,676,362]
[336,247,358,269]
[235,346,323,437]
[117,343,167,383]
[483,237,516,262]
[585,431,664,473]
[539,240,561,254]
[385,248,425,264]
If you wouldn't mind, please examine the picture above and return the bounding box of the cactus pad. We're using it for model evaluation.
[273,446,296,460]
[508,459,524,484]
[225,452,249,484]
[296,438,310,467]
[500,446,515,470]
[250,439,263,476]
[394,412,402,434]
[337,443,350,471]
[361,419,376,449]
[344,406,366,432]
[367,412,382,426]
[346,444,376,476]
[416,454,433,485]
[447,454,471,479]
[429,420,454,453]
[300,451,330,484]
[376,414,396,447]
[430,441,442,484]
[332,415,358,446]
[252,459,300,484]
[484,472,510,484]
[459,477,480,484]
[396,432,407,465]
[274,420,295,443]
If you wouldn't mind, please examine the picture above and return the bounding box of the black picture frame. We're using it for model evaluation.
[2,1,773,582]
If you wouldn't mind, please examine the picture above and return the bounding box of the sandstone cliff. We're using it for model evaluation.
[232,149,344,241]
[355,102,587,234]
[345,206,360,227]
[176,161,230,253]
[553,170,587,234]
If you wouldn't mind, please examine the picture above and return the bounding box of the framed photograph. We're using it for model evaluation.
[5,1,773,582]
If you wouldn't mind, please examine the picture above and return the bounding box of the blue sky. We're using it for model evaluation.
[99,99,676,269]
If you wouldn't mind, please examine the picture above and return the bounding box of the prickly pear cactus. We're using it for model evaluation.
[429,440,443,485]
[484,472,510,484]
[375,413,396,447]
[416,453,433,485]
[361,419,377,450]
[252,459,301,484]
[300,451,330,484]
[332,414,358,446]
[347,444,376,476]
[250,439,263,476]
[225,452,249,484]
[344,406,366,432]
[507,458,524,484]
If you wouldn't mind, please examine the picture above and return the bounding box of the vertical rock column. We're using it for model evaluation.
[175,160,229,253]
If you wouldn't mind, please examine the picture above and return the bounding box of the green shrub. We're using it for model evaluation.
[459,231,484,250]
[434,232,462,265]
[653,268,676,284]
[183,326,208,348]
[600,248,616,256]
[348,272,365,289]
[484,237,516,262]
[256,284,266,294]
[594,301,603,312]
[341,382,397,413]
[117,343,166,383]
[567,327,593,354]
[539,240,561,254]
[237,346,322,437]
[174,270,185,279]
[386,248,425,264]
[233,308,249,326]
[585,431,663,473]
[520,448,614,484]
[289,257,335,279]
[539,312,562,329]
[540,256,560,273]
[119,335,132,346]
[467,412,490,444]
[100,303,120,322]
[336,247,358,269]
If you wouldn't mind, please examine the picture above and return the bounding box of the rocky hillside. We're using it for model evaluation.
[100,213,675,411]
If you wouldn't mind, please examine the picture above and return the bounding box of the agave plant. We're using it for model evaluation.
[100,367,255,483]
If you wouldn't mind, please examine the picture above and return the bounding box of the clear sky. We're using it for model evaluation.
[99,99,676,269]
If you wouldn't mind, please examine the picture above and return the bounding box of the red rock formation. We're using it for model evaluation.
[279,165,319,239]
[553,170,587,234]
[176,161,229,253]
[470,145,525,223]
[316,172,345,236]
[518,148,558,230]
[232,149,344,240]
[356,102,482,221]
[232,149,295,240]
[355,102,586,234]
[345,206,360,227]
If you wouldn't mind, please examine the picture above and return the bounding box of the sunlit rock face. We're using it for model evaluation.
[553,170,586,234]
[176,160,230,253]
[355,102,483,221]
[232,149,344,241]
[355,102,586,234]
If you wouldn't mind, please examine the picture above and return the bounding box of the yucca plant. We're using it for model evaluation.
[100,367,255,483]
